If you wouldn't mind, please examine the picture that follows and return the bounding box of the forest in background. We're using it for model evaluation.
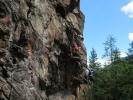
[88,35,133,100]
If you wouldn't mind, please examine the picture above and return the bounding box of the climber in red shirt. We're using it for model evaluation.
[71,42,81,54]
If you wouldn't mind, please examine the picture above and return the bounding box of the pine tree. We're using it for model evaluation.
[89,48,98,69]
[127,42,133,64]
[112,48,121,63]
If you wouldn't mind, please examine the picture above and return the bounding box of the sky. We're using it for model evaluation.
[80,0,133,63]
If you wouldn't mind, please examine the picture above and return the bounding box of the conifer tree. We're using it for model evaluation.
[89,48,98,69]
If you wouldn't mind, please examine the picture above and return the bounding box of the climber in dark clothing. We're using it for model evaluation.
[88,68,94,81]
[84,67,94,83]
[84,68,89,80]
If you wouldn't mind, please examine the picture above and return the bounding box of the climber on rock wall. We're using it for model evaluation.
[71,29,81,56]
[71,42,80,55]
[88,67,94,81]
[84,66,94,83]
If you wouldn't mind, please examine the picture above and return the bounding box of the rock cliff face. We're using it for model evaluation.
[0,0,87,100]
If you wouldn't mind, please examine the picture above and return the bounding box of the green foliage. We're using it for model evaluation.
[112,48,121,63]
[89,37,133,100]
[91,57,133,100]
[127,42,133,64]
[89,48,98,69]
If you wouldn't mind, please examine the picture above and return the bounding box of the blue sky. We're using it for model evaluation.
[80,0,133,60]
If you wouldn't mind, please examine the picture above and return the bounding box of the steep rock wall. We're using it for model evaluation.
[0,0,87,100]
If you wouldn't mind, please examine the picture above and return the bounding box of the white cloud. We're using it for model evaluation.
[120,52,127,58]
[121,1,133,18]
[97,59,106,65]
[88,52,127,68]
[87,59,107,68]
[97,58,110,67]
[128,33,133,41]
